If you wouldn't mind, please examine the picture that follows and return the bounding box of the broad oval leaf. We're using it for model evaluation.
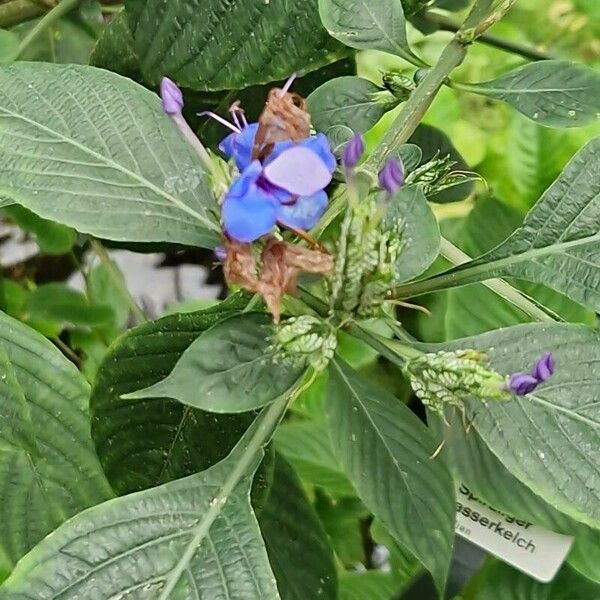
[307,76,398,134]
[125,313,304,413]
[440,323,600,528]
[461,60,600,128]
[0,406,283,600]
[326,357,455,597]
[91,296,256,494]
[259,454,338,600]
[125,0,345,90]
[0,311,112,569]
[0,62,219,247]
[318,0,417,63]
[400,137,600,312]
[387,184,441,282]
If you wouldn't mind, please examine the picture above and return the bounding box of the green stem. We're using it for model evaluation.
[157,370,315,600]
[364,37,468,173]
[90,239,147,325]
[423,11,553,61]
[395,237,555,322]
[14,0,81,59]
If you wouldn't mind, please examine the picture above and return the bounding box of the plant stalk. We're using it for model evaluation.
[14,0,81,59]
[423,11,553,61]
[395,237,555,322]
[90,239,147,325]
[364,36,468,173]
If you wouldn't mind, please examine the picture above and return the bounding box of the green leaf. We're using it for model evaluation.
[124,0,344,90]
[326,357,455,597]
[90,296,258,494]
[0,401,286,600]
[274,420,356,495]
[439,323,600,528]
[406,137,600,312]
[86,262,132,329]
[339,571,397,600]
[3,205,76,255]
[318,0,416,62]
[0,311,112,568]
[444,198,594,338]
[461,60,600,128]
[126,313,304,413]
[307,76,398,134]
[90,11,141,80]
[24,283,114,328]
[259,454,338,600]
[388,184,440,282]
[0,62,219,247]
[469,560,600,600]
[569,536,600,584]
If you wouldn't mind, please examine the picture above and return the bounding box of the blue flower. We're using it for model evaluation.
[219,124,336,242]
[506,352,555,396]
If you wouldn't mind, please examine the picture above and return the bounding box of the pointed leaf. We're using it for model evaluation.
[126,313,304,413]
[0,311,112,569]
[319,0,416,62]
[438,323,600,528]
[0,403,286,599]
[462,60,600,128]
[91,296,256,494]
[259,454,338,600]
[307,76,398,134]
[0,62,219,247]
[326,357,455,597]
[125,0,345,90]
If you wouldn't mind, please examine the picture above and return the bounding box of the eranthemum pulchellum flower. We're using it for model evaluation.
[507,352,555,395]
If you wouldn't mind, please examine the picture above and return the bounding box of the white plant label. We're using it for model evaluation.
[455,484,574,582]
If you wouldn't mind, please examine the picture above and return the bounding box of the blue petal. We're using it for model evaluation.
[300,134,337,173]
[218,131,236,159]
[222,161,278,242]
[233,122,259,171]
[276,191,328,231]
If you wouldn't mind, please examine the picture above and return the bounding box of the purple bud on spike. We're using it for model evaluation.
[160,77,184,115]
[532,352,555,382]
[507,372,538,396]
[378,158,404,194]
[342,133,364,169]
[214,245,227,263]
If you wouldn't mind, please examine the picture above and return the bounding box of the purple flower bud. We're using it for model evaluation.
[342,133,364,169]
[507,372,539,396]
[532,352,555,382]
[160,77,184,115]
[378,158,404,194]
[214,245,227,262]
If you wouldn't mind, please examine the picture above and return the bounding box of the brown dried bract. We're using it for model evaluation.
[223,238,333,323]
[252,89,311,162]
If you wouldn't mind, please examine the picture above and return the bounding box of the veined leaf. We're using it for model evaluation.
[399,137,600,313]
[307,76,398,134]
[339,571,397,600]
[326,357,455,597]
[438,323,600,528]
[91,295,255,494]
[0,62,219,247]
[0,311,112,569]
[318,0,417,63]
[126,313,304,413]
[388,184,440,283]
[0,399,289,599]
[274,420,356,495]
[259,454,338,600]
[125,0,344,90]
[460,60,600,128]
